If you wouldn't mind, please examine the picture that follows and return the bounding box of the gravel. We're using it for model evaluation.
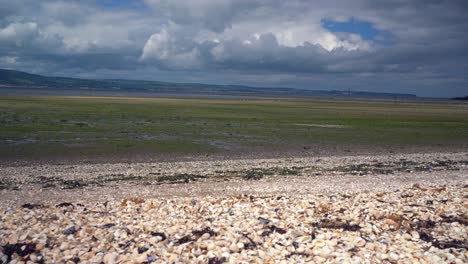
[1,152,467,263]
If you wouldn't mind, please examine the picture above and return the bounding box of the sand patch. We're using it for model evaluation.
[293,123,349,128]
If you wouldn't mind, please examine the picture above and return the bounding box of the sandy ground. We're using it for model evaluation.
[1,152,467,208]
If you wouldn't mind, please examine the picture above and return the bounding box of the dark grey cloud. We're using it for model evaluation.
[0,0,467,97]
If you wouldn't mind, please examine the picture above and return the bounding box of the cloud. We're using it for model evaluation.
[138,0,467,79]
[0,56,17,64]
[138,21,374,73]
[0,21,64,53]
[143,0,253,33]
[0,22,39,46]
[140,29,203,69]
[0,0,467,96]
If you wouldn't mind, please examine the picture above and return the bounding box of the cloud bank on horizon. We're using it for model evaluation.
[0,0,467,97]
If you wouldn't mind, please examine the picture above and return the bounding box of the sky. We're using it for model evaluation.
[0,0,467,97]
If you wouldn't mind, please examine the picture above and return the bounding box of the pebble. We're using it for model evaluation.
[318,246,332,258]
[314,256,327,263]
[236,242,245,249]
[136,253,148,263]
[229,243,239,252]
[389,252,399,261]
[103,252,118,264]
[355,238,366,247]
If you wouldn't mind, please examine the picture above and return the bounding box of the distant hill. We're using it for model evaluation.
[0,69,418,99]
[452,96,468,101]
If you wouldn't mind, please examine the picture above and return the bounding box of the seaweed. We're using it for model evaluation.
[56,202,74,208]
[313,219,360,231]
[157,173,206,184]
[174,236,192,245]
[22,203,43,209]
[138,247,149,254]
[150,232,167,241]
[63,226,77,235]
[2,243,37,262]
[242,168,272,180]
[208,257,226,264]
[419,231,468,250]
[440,215,468,226]
[192,227,217,237]
[174,227,217,245]
[261,225,287,236]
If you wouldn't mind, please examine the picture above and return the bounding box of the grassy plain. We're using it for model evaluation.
[0,96,467,163]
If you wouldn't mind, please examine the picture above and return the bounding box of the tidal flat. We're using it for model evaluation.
[1,96,467,164]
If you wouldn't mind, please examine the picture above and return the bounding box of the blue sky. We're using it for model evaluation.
[322,19,379,40]
[96,0,142,8]
[321,18,394,46]
[0,0,467,97]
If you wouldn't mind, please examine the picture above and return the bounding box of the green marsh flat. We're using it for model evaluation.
[0,96,467,164]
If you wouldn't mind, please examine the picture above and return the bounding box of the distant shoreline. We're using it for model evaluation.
[0,87,456,105]
[1,68,419,99]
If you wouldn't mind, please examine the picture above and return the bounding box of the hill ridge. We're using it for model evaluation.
[0,68,417,98]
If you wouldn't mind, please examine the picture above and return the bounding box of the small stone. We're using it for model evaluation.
[257,250,265,258]
[200,233,210,240]
[430,255,442,263]
[355,238,366,247]
[389,252,399,261]
[103,252,118,264]
[199,242,208,250]
[229,243,239,252]
[319,246,331,258]
[207,242,216,251]
[80,252,94,261]
[36,243,45,251]
[326,240,338,247]
[59,243,69,250]
[236,242,245,249]
[313,256,327,263]
[411,231,420,240]
[402,233,412,240]
[384,219,398,227]
[369,208,378,217]
[314,240,325,248]
[8,234,18,244]
[168,254,178,262]
[136,253,148,263]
